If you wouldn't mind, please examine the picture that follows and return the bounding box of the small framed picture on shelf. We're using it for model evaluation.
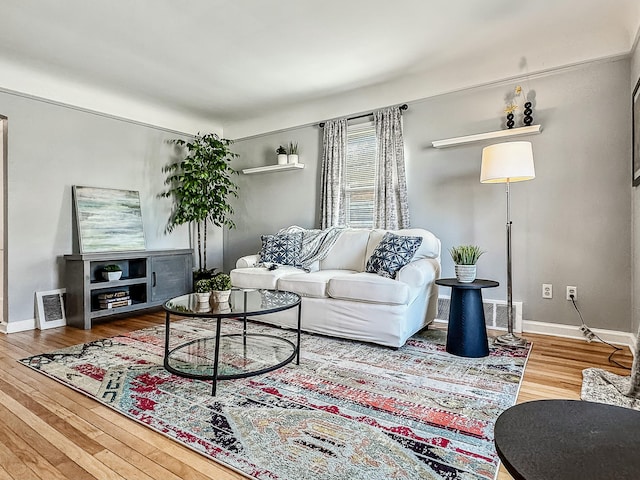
[633,76,640,187]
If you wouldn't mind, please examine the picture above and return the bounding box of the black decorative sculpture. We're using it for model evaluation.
[523,102,533,126]
[506,112,515,129]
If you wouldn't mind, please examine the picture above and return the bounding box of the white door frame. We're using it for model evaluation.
[0,115,7,326]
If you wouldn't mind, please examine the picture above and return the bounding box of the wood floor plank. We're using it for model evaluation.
[1,310,634,480]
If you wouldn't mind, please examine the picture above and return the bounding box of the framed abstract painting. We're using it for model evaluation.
[73,186,146,253]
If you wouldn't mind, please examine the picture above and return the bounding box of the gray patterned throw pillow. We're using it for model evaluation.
[365,232,423,279]
[259,232,303,267]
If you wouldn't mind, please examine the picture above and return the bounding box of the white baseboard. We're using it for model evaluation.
[434,317,637,358]
[522,320,637,357]
[2,318,36,334]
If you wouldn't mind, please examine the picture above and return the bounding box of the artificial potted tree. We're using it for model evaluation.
[210,272,232,304]
[449,245,485,283]
[276,145,288,165]
[162,132,239,283]
[102,264,122,281]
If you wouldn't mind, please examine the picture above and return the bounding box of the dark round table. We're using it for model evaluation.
[494,399,640,480]
[435,278,499,357]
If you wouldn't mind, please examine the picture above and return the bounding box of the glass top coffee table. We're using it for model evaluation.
[163,289,301,395]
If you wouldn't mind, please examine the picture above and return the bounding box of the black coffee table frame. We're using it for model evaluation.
[163,289,302,396]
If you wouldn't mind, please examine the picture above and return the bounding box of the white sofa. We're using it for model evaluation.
[230,228,441,348]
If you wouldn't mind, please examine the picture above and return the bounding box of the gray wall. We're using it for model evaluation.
[226,59,633,332]
[1,92,211,325]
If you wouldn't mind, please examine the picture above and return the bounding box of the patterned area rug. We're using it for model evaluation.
[20,319,530,480]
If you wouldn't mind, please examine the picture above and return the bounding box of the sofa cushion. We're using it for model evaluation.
[230,265,304,290]
[365,232,422,279]
[259,232,303,266]
[327,272,410,305]
[319,229,371,272]
[366,228,440,262]
[278,270,358,298]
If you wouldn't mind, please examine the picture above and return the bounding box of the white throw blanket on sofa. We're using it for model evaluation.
[278,225,346,271]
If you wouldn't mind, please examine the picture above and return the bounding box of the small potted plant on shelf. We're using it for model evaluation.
[195,278,212,303]
[210,272,232,304]
[276,145,288,165]
[449,245,485,283]
[102,264,122,281]
[287,141,299,164]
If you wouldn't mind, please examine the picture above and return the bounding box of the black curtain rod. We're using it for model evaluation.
[319,104,408,128]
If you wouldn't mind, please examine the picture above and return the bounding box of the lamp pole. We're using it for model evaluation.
[495,180,526,347]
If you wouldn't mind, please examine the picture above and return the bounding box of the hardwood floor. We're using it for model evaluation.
[0,311,633,480]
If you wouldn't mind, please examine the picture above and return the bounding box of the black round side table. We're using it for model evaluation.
[494,399,640,480]
[435,278,499,358]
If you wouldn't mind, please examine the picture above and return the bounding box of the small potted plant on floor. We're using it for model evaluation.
[287,141,299,164]
[102,264,122,281]
[195,278,212,303]
[210,272,232,304]
[449,245,485,283]
[276,145,288,165]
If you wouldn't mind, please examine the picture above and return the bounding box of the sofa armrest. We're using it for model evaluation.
[397,258,439,289]
[236,254,260,268]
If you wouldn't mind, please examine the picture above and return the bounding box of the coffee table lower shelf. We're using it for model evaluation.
[163,289,302,395]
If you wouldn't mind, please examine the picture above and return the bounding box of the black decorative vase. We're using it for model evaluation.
[506,113,515,129]
[523,102,533,126]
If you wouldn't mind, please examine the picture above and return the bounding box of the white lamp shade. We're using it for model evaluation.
[480,141,535,183]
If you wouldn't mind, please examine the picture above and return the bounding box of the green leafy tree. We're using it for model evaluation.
[162,132,239,274]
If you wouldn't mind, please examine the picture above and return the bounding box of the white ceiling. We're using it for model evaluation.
[1,0,639,138]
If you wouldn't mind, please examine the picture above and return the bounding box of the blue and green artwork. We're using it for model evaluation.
[73,186,146,253]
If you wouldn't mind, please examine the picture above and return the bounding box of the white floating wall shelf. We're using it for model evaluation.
[432,125,542,148]
[242,163,305,175]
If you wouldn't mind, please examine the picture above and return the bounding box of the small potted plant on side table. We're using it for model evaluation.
[195,279,212,303]
[102,264,122,281]
[449,245,484,283]
[210,272,232,304]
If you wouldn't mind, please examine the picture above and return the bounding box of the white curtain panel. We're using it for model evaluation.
[373,107,410,229]
[320,118,347,229]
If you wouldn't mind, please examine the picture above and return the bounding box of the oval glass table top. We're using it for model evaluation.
[164,289,301,317]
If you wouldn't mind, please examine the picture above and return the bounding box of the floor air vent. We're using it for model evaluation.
[435,295,523,332]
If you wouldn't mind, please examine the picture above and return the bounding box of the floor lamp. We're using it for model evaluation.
[480,141,535,347]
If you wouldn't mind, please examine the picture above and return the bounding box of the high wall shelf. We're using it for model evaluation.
[64,249,193,329]
[242,163,305,175]
[431,125,542,148]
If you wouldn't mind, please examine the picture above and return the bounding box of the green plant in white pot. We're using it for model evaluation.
[195,279,212,303]
[449,245,484,283]
[210,272,232,304]
[287,141,299,164]
[102,264,122,281]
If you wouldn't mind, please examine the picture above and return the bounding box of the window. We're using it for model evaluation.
[345,121,376,228]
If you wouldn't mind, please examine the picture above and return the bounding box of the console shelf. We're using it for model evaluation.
[64,249,193,329]
[432,125,542,148]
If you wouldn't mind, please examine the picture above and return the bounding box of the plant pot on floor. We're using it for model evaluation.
[455,265,477,283]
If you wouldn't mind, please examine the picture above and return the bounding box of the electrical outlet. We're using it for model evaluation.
[542,284,552,299]
[566,286,577,301]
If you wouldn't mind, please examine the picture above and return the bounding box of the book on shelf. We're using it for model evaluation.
[97,290,129,300]
[99,299,132,309]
